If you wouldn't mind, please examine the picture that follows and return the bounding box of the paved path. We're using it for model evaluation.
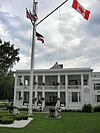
[0,118,33,128]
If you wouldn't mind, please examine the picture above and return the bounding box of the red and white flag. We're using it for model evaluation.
[72,0,90,20]
[26,8,37,22]
[36,32,44,43]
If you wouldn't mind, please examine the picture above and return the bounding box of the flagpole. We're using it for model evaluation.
[28,0,37,115]
[36,0,68,26]
[28,0,68,115]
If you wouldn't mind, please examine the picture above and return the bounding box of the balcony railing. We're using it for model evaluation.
[45,86,58,90]
[17,85,81,90]
[60,85,65,90]
[68,85,81,89]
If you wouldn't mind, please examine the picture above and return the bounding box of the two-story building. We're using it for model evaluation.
[13,62,100,111]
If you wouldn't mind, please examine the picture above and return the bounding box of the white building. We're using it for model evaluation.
[13,62,100,111]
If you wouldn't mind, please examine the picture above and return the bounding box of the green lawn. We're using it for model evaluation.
[0,112,100,133]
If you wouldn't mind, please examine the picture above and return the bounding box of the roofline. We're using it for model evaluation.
[13,67,93,74]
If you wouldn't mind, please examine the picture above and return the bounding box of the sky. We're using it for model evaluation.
[0,0,100,72]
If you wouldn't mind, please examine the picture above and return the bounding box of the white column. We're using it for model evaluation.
[58,74,60,98]
[56,74,60,108]
[89,73,93,105]
[81,73,84,105]
[20,75,24,108]
[65,73,68,108]
[42,75,45,98]
[13,75,17,107]
[34,75,38,109]
[42,75,45,110]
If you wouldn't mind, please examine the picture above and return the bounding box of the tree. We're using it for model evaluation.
[0,39,20,74]
[0,39,20,101]
[0,73,14,101]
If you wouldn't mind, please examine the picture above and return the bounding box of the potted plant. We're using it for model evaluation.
[34,82,37,85]
[42,83,45,86]
[57,98,60,100]
[19,97,22,100]
[33,97,37,102]
[41,97,45,100]
[57,83,59,86]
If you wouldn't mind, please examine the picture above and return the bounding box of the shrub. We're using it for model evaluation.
[14,114,22,120]
[1,116,14,124]
[22,114,28,120]
[94,105,100,112]
[0,118,2,123]
[0,102,10,108]
[82,103,93,112]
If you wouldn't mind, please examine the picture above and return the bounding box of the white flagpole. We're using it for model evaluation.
[28,0,68,115]
[28,0,37,115]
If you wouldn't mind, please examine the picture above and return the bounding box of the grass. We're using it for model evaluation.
[0,112,100,133]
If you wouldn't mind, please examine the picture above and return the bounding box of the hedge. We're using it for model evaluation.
[22,114,28,120]
[82,103,93,112]
[14,114,23,120]
[0,116,14,124]
[94,105,100,112]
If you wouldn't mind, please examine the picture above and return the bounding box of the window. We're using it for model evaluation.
[97,95,100,102]
[60,75,65,85]
[38,76,43,85]
[79,92,81,102]
[23,92,29,103]
[17,76,23,86]
[95,95,100,102]
[16,91,21,100]
[72,92,78,102]
[83,74,89,85]
[94,83,100,90]
[68,92,81,103]
[68,92,71,102]
[24,76,30,86]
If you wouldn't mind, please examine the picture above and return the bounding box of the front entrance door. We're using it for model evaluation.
[45,96,57,106]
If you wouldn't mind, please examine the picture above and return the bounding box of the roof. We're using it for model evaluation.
[50,62,63,69]
[14,68,93,75]
[13,62,93,74]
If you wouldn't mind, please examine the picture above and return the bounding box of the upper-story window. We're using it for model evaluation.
[83,74,89,85]
[60,75,65,85]
[17,76,23,86]
[68,75,81,85]
[94,83,100,90]
[24,76,30,86]
[45,75,58,86]
[38,76,43,86]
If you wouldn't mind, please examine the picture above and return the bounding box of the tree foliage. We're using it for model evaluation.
[0,39,20,74]
[0,73,14,101]
[0,39,20,101]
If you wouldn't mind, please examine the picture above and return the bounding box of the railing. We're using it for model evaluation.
[45,86,58,90]
[68,85,81,89]
[38,86,42,90]
[24,86,30,90]
[17,85,82,90]
[60,85,65,90]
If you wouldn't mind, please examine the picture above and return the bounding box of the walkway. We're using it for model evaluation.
[0,118,33,128]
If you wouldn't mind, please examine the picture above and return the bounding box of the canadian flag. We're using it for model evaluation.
[72,0,90,20]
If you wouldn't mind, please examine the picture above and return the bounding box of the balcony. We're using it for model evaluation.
[16,85,82,90]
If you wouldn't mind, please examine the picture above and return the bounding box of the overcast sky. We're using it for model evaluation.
[0,0,100,71]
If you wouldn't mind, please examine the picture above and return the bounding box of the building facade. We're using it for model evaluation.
[13,62,100,111]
